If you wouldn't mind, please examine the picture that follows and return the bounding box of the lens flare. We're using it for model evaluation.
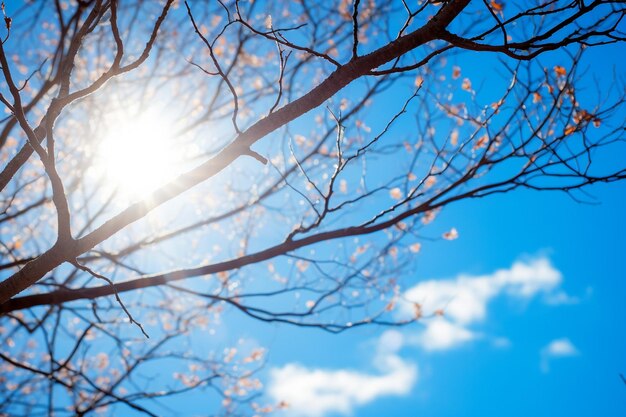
[95,111,183,200]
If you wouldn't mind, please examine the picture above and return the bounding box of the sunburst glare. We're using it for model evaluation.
[94,111,184,201]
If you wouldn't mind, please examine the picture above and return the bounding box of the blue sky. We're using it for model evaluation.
[220,41,626,417]
[252,179,626,417]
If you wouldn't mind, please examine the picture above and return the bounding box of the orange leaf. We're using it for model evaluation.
[554,65,567,77]
[452,66,461,80]
[425,175,437,188]
[490,0,504,12]
[473,134,489,151]
[564,125,576,136]
[573,109,593,125]
[461,78,472,91]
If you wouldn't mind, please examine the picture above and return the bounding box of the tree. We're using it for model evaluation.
[0,0,624,415]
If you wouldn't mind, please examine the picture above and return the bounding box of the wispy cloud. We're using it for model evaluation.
[267,330,417,417]
[540,338,579,372]
[399,257,567,351]
[543,286,591,305]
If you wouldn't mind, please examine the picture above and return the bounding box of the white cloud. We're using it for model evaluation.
[267,258,575,416]
[267,330,417,417]
[408,317,475,351]
[540,338,579,372]
[399,258,566,351]
[544,338,578,356]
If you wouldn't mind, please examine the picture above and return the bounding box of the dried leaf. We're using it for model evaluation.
[473,134,489,151]
[554,65,567,77]
[452,66,461,80]
[442,227,459,240]
[490,0,504,12]
[462,78,472,91]
[564,125,576,136]
[409,243,422,253]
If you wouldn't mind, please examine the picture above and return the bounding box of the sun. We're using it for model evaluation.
[95,111,183,200]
